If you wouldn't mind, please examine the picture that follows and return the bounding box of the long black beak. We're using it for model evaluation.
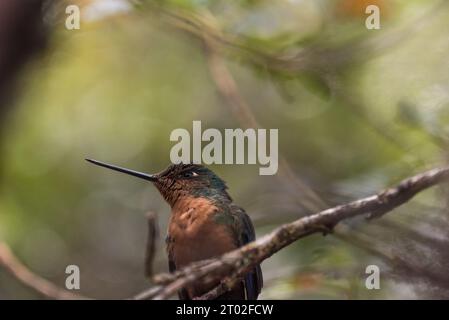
[85,158,158,182]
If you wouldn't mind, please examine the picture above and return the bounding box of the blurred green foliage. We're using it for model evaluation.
[1,0,449,299]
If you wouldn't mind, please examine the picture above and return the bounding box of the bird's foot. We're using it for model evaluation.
[313,223,335,236]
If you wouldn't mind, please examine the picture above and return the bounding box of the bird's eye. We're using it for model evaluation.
[182,171,198,178]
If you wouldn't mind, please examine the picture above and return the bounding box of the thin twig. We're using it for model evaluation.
[132,285,164,300]
[144,211,159,278]
[195,278,241,300]
[0,242,86,299]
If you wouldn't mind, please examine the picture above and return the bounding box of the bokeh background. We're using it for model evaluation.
[1,0,449,299]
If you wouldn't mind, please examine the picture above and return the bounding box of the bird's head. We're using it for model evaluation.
[86,159,230,207]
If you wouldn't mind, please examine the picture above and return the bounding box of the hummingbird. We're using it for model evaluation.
[86,159,263,300]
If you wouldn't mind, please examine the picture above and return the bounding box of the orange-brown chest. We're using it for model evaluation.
[166,197,237,269]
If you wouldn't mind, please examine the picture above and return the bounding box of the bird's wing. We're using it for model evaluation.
[231,204,263,300]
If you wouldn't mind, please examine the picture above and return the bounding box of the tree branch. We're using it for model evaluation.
[0,242,86,299]
[144,211,159,278]
[133,166,449,299]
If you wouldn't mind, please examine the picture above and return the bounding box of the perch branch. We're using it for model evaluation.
[132,166,449,299]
